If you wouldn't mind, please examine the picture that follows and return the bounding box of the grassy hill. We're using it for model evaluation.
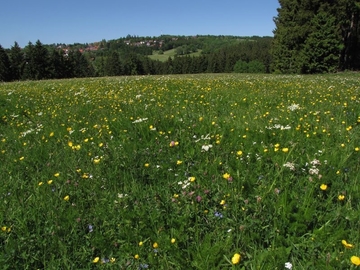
[148,48,203,62]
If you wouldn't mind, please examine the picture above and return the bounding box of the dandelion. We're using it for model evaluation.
[54,172,60,177]
[351,256,360,266]
[320,184,327,191]
[139,241,144,246]
[49,132,54,137]
[171,238,176,244]
[342,240,354,249]
[338,194,345,201]
[153,242,158,248]
[189,176,196,182]
[93,158,101,164]
[134,254,139,259]
[282,147,289,153]
[47,180,53,185]
[93,257,100,263]
[144,163,150,167]
[236,150,243,156]
[231,253,241,265]
[1,226,7,232]
[19,156,24,161]
[220,200,226,205]
[355,147,359,152]
[63,195,70,201]
[38,182,44,186]
[176,160,183,165]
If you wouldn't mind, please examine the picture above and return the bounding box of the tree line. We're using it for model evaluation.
[0,36,272,81]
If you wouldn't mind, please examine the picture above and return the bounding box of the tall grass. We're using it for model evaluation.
[0,74,359,269]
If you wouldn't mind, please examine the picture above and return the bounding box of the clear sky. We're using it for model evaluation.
[0,0,280,49]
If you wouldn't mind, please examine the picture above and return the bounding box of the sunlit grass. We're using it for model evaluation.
[0,73,359,269]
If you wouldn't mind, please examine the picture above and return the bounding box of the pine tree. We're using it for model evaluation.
[0,45,11,81]
[9,42,24,81]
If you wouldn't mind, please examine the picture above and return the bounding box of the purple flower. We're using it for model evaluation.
[214,211,223,218]
[88,224,93,233]
[196,195,202,202]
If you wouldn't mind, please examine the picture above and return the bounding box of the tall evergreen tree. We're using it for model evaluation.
[104,51,122,76]
[272,0,360,73]
[9,42,24,81]
[0,45,11,82]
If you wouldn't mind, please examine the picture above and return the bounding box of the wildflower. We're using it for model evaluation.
[236,150,243,156]
[201,144,213,151]
[351,256,360,266]
[49,132,54,137]
[68,141,73,147]
[342,240,354,249]
[93,158,101,164]
[38,182,44,186]
[88,224,94,233]
[47,180,53,185]
[169,141,179,147]
[231,253,241,265]
[54,173,60,177]
[110,257,115,263]
[1,226,7,232]
[176,160,183,165]
[355,147,359,152]
[338,194,345,201]
[19,156,24,161]
[189,176,196,182]
[285,262,293,269]
[153,242,158,248]
[93,257,100,263]
[215,211,223,218]
[222,173,230,180]
[220,200,226,205]
[282,148,289,153]
[63,195,70,201]
[144,163,150,167]
[134,254,139,259]
[171,238,176,244]
[139,264,149,269]
[196,195,202,202]
[139,241,143,246]
[320,184,327,191]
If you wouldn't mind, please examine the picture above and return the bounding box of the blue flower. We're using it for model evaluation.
[214,211,223,218]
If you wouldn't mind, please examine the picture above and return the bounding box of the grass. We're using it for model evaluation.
[0,73,359,269]
[149,49,202,62]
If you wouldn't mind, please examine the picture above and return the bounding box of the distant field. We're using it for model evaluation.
[149,48,202,61]
[0,73,359,269]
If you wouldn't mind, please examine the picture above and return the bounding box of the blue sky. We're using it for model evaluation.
[0,0,280,49]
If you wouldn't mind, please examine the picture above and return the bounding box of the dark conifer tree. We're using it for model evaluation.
[0,45,11,81]
[9,42,24,81]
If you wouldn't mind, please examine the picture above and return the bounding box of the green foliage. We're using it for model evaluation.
[0,74,359,268]
[233,60,266,73]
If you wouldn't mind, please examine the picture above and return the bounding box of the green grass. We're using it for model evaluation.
[0,73,359,269]
[149,49,202,62]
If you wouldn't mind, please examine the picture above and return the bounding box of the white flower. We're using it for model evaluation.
[201,144,213,152]
[288,103,300,111]
[285,262,292,269]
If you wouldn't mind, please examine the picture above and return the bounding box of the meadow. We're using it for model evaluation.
[0,73,359,269]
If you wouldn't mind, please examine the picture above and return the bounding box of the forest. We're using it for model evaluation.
[0,0,359,81]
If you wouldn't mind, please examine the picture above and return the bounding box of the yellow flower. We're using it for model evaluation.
[282,148,289,153]
[231,253,241,265]
[68,141,73,147]
[153,242,158,248]
[74,144,81,150]
[54,173,60,177]
[355,147,359,152]
[223,173,230,180]
[320,184,327,191]
[93,158,101,164]
[139,241,143,246]
[1,226,7,232]
[351,256,360,266]
[110,257,115,263]
[92,257,100,263]
[134,254,139,259]
[342,240,354,249]
[338,194,345,201]
[38,182,44,186]
[49,132,54,137]
[99,142,103,147]
[19,156,24,161]
[189,176,196,182]
[176,160,183,165]
[63,195,70,201]
[220,200,226,205]
[236,150,243,156]
[144,163,150,167]
[171,238,176,244]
